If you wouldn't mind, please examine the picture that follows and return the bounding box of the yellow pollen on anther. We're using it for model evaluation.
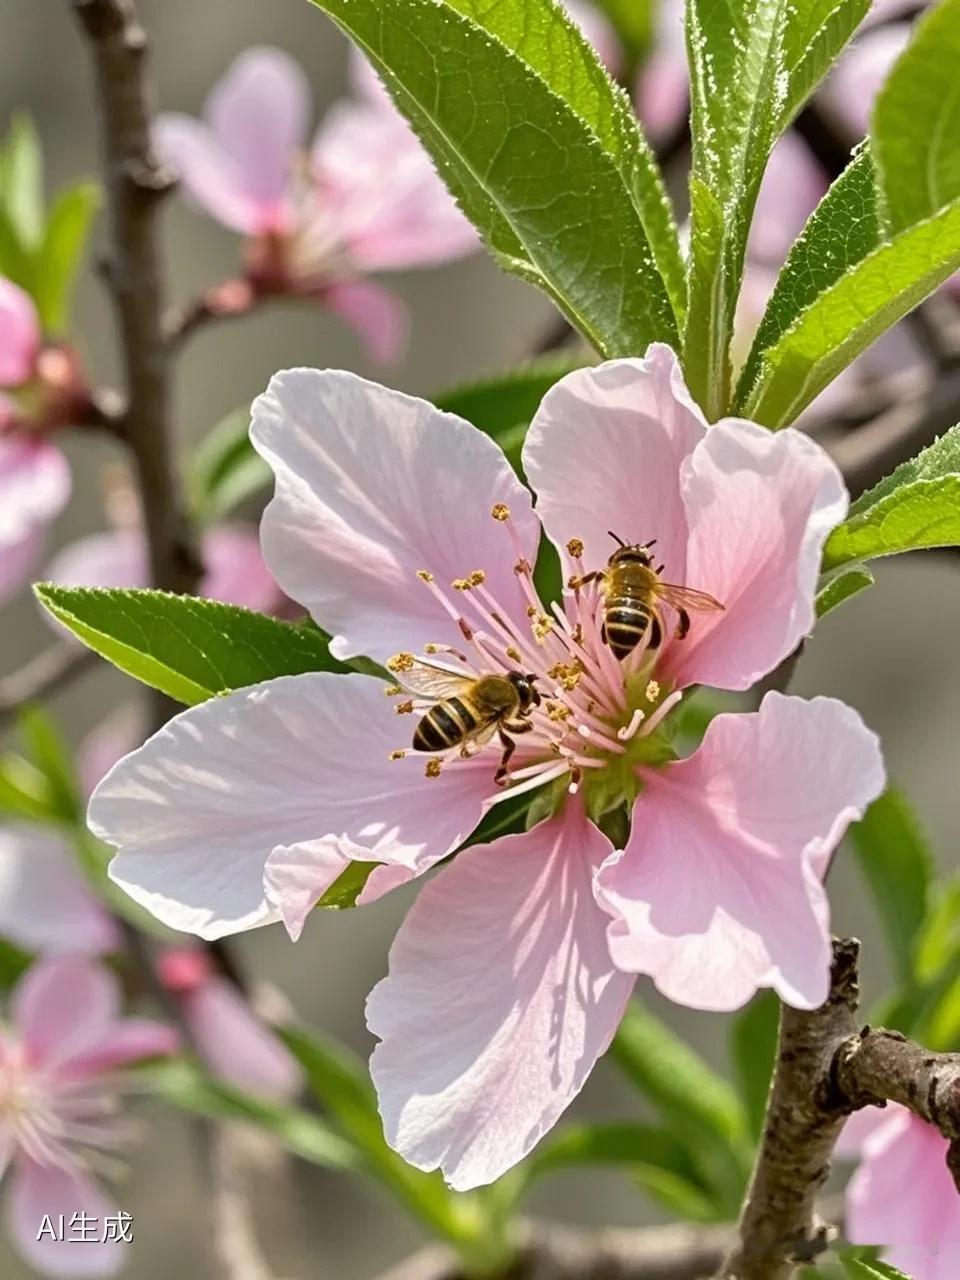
[491,503,511,521]
[387,652,415,673]
[469,570,486,586]
[384,684,403,696]
[533,616,554,643]
[505,645,522,662]
[394,700,414,715]
[389,749,407,761]
[424,643,439,653]
[416,569,435,582]
[572,623,584,645]
[526,605,538,618]
[548,703,572,723]
[645,680,661,702]
[514,558,532,576]
[425,758,443,778]
[566,538,584,559]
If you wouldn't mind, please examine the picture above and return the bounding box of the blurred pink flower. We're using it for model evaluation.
[820,23,912,140]
[563,0,620,73]
[156,46,477,362]
[842,1103,960,1279]
[634,0,689,147]
[157,949,301,1101]
[43,523,279,619]
[0,281,72,605]
[89,347,883,1188]
[0,956,177,1278]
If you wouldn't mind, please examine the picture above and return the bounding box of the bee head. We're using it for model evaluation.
[608,532,656,567]
[507,671,541,710]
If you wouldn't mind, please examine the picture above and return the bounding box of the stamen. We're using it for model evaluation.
[387,652,415,673]
[487,760,570,803]
[491,503,511,521]
[417,569,435,582]
[394,700,414,715]
[566,538,584,559]
[645,680,660,703]
[384,685,403,696]
[425,758,443,778]
[617,708,646,741]
[389,749,408,761]
[638,690,683,737]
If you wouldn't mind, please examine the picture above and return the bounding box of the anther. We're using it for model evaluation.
[425,758,443,778]
[514,558,532,576]
[394,700,414,715]
[452,577,470,591]
[387,652,415,673]
[566,538,584,559]
[506,645,522,662]
[491,503,511,521]
[416,569,435,582]
[469,570,486,586]
[389,749,408,761]
[526,605,537,618]
[384,684,403,696]
[645,679,661,703]
[424,643,439,654]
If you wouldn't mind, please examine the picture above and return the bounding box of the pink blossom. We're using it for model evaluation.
[43,523,279,618]
[156,47,476,362]
[89,346,884,1187]
[0,956,177,1277]
[634,0,689,146]
[0,281,71,604]
[157,949,302,1101]
[843,1104,960,1279]
[563,0,621,73]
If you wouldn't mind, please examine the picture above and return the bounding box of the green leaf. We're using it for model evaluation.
[144,1058,361,1171]
[444,0,685,319]
[0,753,63,823]
[591,0,656,63]
[736,144,880,410]
[526,1121,724,1222]
[0,938,32,989]
[33,181,100,334]
[16,706,82,823]
[0,114,44,247]
[315,860,379,910]
[189,407,272,523]
[824,425,960,567]
[815,566,874,619]
[872,0,960,232]
[306,0,679,357]
[730,990,779,1140]
[914,875,960,985]
[684,0,869,416]
[34,585,349,705]
[840,1255,914,1280]
[280,1026,495,1260]
[744,199,960,428]
[0,203,34,295]
[850,790,933,986]
[611,1001,750,1210]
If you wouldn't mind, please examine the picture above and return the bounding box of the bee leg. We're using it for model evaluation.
[675,607,691,640]
[570,569,602,590]
[494,728,517,786]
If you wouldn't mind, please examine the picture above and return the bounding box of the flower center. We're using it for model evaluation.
[385,508,685,819]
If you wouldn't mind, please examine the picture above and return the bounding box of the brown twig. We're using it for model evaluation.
[163,276,261,354]
[721,939,960,1279]
[72,0,202,625]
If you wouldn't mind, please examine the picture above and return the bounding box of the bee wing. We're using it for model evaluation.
[459,719,501,755]
[397,656,476,699]
[655,582,725,613]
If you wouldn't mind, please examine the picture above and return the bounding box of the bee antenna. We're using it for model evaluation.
[607,530,626,547]
[643,538,658,549]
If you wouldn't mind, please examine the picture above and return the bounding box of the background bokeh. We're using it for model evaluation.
[1,2,958,1276]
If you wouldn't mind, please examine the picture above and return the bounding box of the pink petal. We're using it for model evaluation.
[0,525,44,605]
[748,133,827,270]
[324,279,408,365]
[0,438,71,551]
[846,1105,960,1279]
[58,1018,179,1078]
[154,114,264,235]
[179,975,302,1100]
[206,47,309,223]
[251,369,539,663]
[522,345,707,584]
[13,957,118,1069]
[312,53,477,272]
[43,524,277,614]
[821,25,911,140]
[78,708,143,799]
[835,1103,895,1159]
[664,418,847,692]
[90,673,493,939]
[596,693,884,1011]
[7,1159,126,1279]
[0,825,120,956]
[367,807,635,1190]
[0,276,40,384]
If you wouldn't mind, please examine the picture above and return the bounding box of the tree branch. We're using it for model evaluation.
[721,939,960,1279]
[72,0,202,622]
[0,645,99,730]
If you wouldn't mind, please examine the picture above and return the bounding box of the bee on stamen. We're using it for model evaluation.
[577,533,724,661]
[396,655,542,785]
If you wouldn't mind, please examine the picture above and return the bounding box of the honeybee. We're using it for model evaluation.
[396,656,541,783]
[578,533,724,661]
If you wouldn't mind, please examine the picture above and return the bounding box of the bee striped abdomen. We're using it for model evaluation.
[412,696,481,752]
[603,604,662,660]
